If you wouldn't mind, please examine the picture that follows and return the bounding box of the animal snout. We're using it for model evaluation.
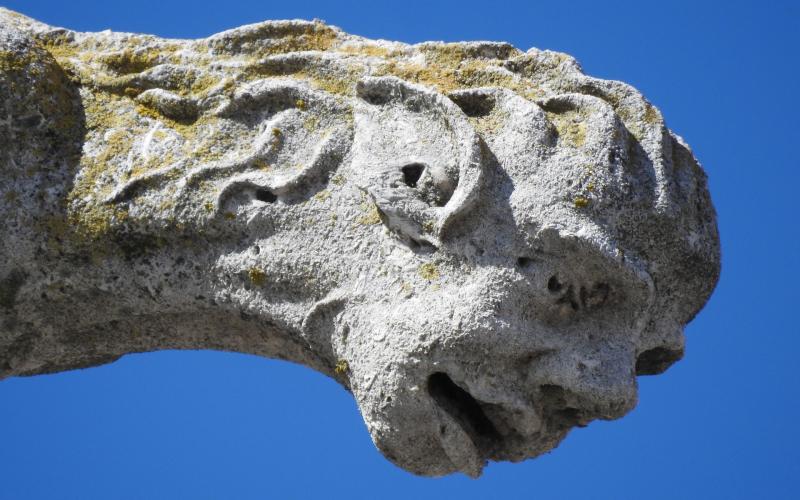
[526,348,638,428]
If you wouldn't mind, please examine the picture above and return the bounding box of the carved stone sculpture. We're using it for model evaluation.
[0,9,720,477]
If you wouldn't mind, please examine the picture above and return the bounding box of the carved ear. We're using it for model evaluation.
[351,76,484,248]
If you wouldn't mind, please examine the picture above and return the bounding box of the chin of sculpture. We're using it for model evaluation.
[0,8,719,477]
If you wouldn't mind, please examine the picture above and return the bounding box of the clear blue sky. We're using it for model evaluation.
[1,1,797,498]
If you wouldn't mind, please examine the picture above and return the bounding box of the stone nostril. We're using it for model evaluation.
[401,163,425,188]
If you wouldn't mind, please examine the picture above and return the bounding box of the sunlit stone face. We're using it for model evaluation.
[340,80,675,476]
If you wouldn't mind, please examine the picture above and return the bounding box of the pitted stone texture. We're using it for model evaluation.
[0,8,719,477]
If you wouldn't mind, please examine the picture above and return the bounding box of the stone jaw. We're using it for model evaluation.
[0,8,719,477]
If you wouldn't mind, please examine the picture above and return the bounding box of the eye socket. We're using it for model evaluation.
[395,162,454,207]
[401,163,425,188]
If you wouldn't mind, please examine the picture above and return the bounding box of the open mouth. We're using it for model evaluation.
[427,372,502,460]
[425,372,579,475]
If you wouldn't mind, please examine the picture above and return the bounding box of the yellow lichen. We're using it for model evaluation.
[418,263,440,281]
[99,48,160,74]
[358,203,382,225]
[573,196,590,208]
[643,103,660,125]
[0,49,34,72]
[306,73,356,96]
[253,158,271,171]
[334,359,349,375]
[547,110,587,148]
[373,43,537,97]
[248,267,267,286]
[187,72,222,97]
[313,190,330,202]
[338,44,393,58]
[303,115,319,132]
[68,204,129,242]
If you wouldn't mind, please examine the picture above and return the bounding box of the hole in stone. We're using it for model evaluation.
[401,163,425,188]
[449,92,496,117]
[547,276,562,293]
[428,372,500,449]
[517,257,535,269]
[357,83,393,106]
[255,189,277,203]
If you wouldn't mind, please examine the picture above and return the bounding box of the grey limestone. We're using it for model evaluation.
[0,9,719,477]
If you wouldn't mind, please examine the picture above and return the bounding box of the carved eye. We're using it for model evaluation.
[396,163,456,208]
[352,77,485,247]
[401,163,424,188]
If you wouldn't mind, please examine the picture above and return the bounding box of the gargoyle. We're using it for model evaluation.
[0,9,719,477]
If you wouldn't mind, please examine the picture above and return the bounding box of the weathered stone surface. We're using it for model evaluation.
[0,8,719,477]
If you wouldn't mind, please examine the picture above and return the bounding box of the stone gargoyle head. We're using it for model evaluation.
[0,10,719,477]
